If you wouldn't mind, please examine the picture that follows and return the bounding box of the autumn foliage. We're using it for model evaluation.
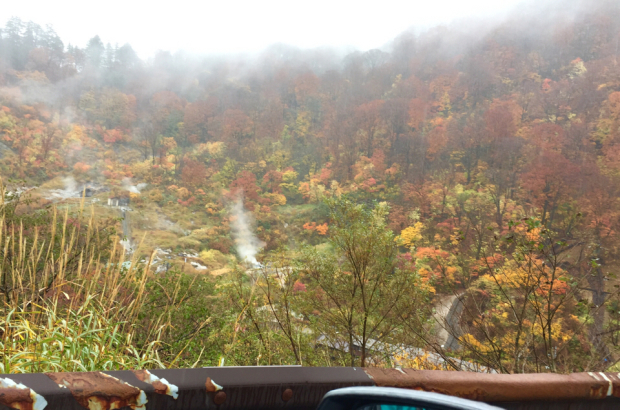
[2,2,620,372]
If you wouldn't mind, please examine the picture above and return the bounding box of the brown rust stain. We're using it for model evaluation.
[213,391,226,405]
[281,388,293,402]
[206,377,225,406]
[132,370,178,399]
[0,377,47,410]
[0,385,32,410]
[205,377,223,393]
[364,368,620,402]
[133,370,167,395]
[46,371,146,410]
[587,372,606,399]
[611,373,620,397]
[590,385,607,399]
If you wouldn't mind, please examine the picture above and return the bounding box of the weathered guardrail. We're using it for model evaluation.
[1,367,620,410]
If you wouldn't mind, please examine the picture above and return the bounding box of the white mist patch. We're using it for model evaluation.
[119,208,134,254]
[119,238,134,254]
[122,177,147,194]
[229,197,264,267]
[46,176,79,200]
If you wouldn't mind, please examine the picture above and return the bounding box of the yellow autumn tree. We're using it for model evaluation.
[397,222,424,248]
[450,218,597,374]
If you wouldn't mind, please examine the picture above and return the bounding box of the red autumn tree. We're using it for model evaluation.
[230,170,260,201]
[181,159,207,187]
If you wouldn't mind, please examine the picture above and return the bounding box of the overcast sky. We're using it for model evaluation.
[3,0,527,58]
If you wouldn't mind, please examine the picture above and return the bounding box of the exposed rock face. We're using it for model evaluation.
[0,142,14,159]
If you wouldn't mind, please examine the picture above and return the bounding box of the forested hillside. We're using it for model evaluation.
[2,0,620,373]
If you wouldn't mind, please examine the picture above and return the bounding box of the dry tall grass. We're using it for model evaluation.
[0,181,165,373]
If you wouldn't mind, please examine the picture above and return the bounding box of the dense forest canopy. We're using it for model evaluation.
[1,0,620,373]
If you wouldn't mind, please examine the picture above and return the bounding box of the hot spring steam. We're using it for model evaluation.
[230,197,264,267]
[122,177,147,194]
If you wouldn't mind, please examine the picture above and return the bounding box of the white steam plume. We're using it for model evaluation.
[230,196,264,267]
[122,177,147,194]
[46,176,78,200]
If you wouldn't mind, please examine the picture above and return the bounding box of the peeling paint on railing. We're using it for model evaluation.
[365,368,620,408]
[46,371,146,410]
[2,367,620,409]
[133,370,178,399]
[0,377,47,410]
[0,367,371,410]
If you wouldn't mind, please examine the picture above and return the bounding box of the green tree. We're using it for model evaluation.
[298,197,430,366]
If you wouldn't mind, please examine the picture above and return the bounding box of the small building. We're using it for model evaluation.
[108,197,130,207]
[79,182,107,198]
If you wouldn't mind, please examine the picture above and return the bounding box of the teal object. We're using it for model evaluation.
[381,406,424,410]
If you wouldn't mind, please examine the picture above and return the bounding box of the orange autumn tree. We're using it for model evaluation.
[303,222,329,235]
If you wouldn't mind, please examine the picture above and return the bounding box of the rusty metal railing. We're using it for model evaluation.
[2,367,620,410]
